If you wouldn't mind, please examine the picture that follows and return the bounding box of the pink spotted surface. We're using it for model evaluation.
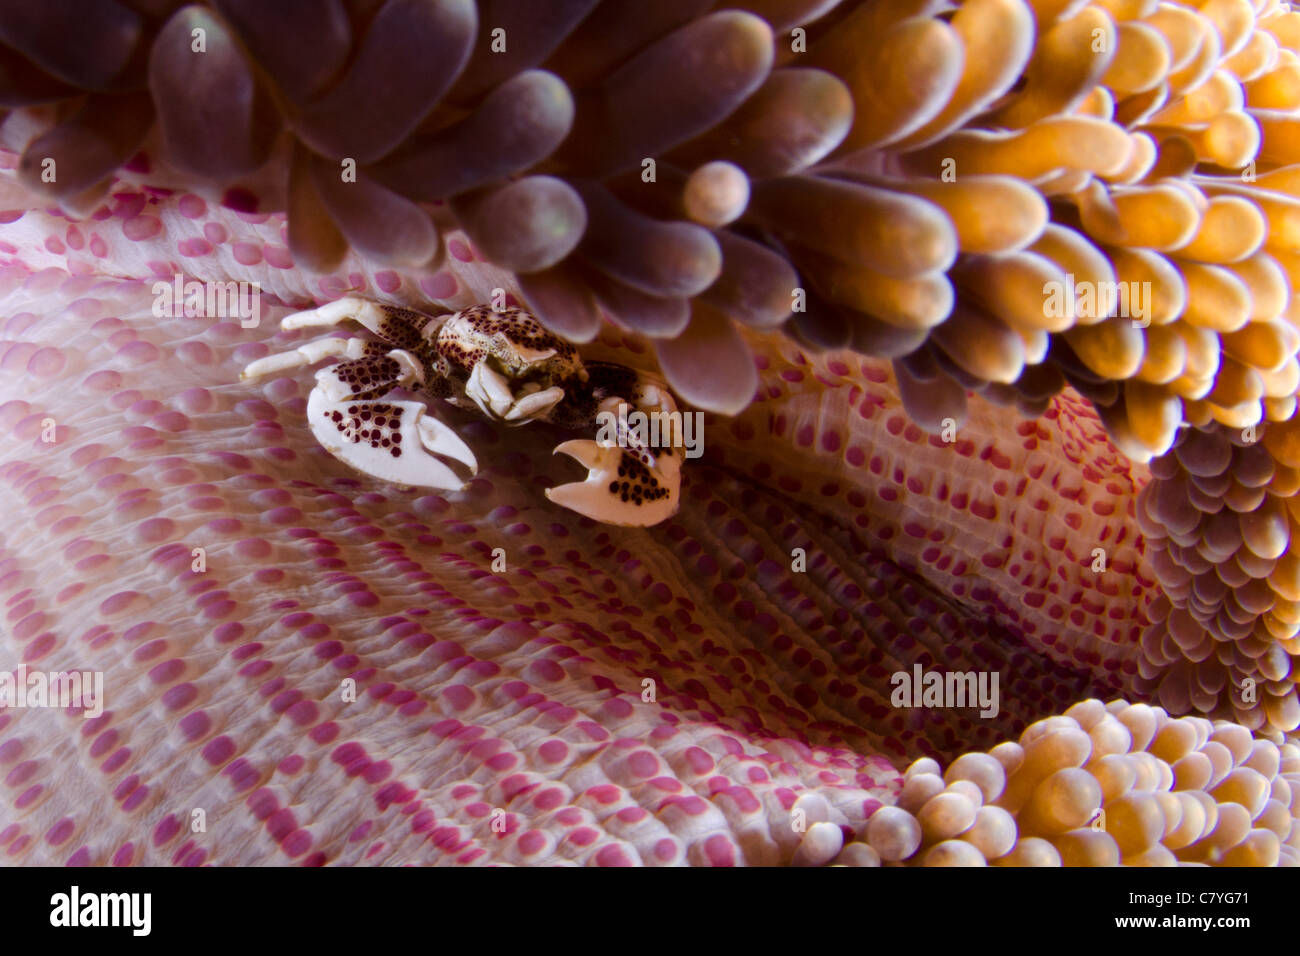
[0,177,1154,865]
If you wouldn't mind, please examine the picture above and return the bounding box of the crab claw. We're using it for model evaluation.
[545,440,681,527]
[306,385,477,489]
[465,359,566,423]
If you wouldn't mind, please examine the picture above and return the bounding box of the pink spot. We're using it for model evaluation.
[264,245,293,269]
[232,242,263,266]
[443,684,476,711]
[135,517,175,544]
[419,272,458,299]
[538,740,568,764]
[179,194,207,219]
[99,591,141,616]
[627,750,659,778]
[595,845,634,866]
[123,216,162,241]
[117,340,161,365]
[704,834,736,866]
[178,237,214,257]
[529,659,564,682]
[202,735,235,765]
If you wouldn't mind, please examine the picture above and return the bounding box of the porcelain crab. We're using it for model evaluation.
[241,297,683,526]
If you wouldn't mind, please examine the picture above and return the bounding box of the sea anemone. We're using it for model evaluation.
[0,0,1298,866]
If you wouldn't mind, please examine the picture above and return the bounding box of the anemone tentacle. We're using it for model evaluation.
[0,0,1299,866]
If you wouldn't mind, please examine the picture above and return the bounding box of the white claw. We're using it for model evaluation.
[504,386,565,422]
[545,439,681,527]
[466,362,565,423]
[417,416,478,474]
[306,388,472,490]
[466,361,515,419]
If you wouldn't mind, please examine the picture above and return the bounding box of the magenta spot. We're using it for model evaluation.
[595,845,633,866]
[102,748,131,774]
[236,538,272,559]
[123,216,162,241]
[152,411,191,432]
[117,340,161,365]
[6,760,37,786]
[99,591,141,616]
[602,698,634,719]
[279,755,305,775]
[153,815,181,847]
[202,735,235,765]
[22,633,55,662]
[281,829,312,857]
[449,238,472,262]
[443,685,476,711]
[419,272,458,299]
[529,659,564,682]
[162,683,197,710]
[264,245,293,268]
[45,818,75,846]
[121,786,150,812]
[112,194,145,220]
[627,750,659,778]
[134,517,175,544]
[179,194,207,218]
[89,728,119,759]
[212,622,244,644]
[178,237,214,257]
[148,659,185,685]
[81,370,122,392]
[704,834,736,866]
[26,347,66,378]
[179,711,212,742]
[224,757,261,791]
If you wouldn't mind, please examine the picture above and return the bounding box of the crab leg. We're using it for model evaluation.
[282,296,385,330]
[240,335,371,380]
[281,295,438,346]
